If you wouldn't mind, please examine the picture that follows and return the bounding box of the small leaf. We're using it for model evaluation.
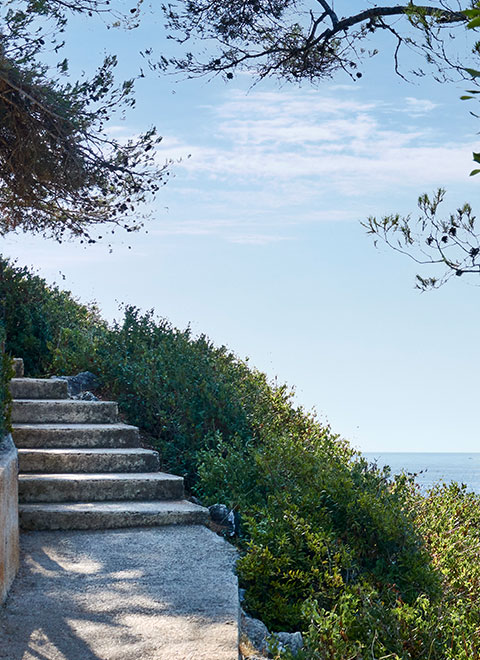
[460,95,474,100]
[467,16,480,29]
[464,67,480,78]
[469,169,480,176]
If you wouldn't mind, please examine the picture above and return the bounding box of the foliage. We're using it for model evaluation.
[363,189,480,290]
[199,436,480,659]
[296,484,480,659]
[0,329,13,438]
[78,306,278,484]
[0,257,104,376]
[460,6,480,176]
[157,1,468,83]
[0,1,169,241]
[198,431,440,633]
[4,255,480,658]
[153,0,480,294]
[157,0,480,291]
[0,260,14,436]
[357,4,480,290]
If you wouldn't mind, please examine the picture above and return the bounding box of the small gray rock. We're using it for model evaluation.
[239,588,246,603]
[271,631,304,656]
[209,503,236,535]
[241,610,269,655]
[209,503,230,524]
[73,391,99,401]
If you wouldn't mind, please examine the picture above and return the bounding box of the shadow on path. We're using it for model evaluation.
[0,526,238,660]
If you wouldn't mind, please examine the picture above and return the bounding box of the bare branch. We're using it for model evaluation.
[316,0,338,28]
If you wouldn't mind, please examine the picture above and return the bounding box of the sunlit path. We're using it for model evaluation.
[0,526,239,660]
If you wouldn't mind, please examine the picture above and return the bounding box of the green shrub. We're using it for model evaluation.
[88,307,260,483]
[0,325,13,438]
[299,484,480,659]
[198,431,439,634]
[0,257,103,376]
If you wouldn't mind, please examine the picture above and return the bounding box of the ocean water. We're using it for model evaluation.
[362,452,480,494]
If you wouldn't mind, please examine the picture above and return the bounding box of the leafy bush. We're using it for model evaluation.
[0,257,103,377]
[0,325,13,438]
[304,484,480,659]
[198,431,440,634]
[87,307,261,482]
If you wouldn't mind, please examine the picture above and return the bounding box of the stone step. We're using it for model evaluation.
[19,500,209,530]
[10,377,69,400]
[19,472,184,503]
[13,358,23,378]
[12,423,140,448]
[18,448,160,473]
[12,399,118,424]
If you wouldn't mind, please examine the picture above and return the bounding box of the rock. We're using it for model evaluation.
[271,631,304,656]
[239,588,246,603]
[208,503,229,524]
[73,391,99,401]
[240,604,304,658]
[52,372,100,397]
[241,609,269,656]
[208,503,235,536]
[226,509,236,535]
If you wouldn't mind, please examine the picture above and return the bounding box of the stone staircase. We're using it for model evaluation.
[10,358,208,531]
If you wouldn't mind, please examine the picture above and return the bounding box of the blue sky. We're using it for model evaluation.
[4,3,480,452]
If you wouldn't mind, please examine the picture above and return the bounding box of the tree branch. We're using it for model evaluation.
[315,5,467,45]
[316,0,338,28]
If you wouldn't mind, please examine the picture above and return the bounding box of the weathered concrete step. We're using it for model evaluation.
[18,448,160,473]
[12,399,118,424]
[13,358,23,378]
[19,500,209,530]
[12,423,140,448]
[10,377,68,400]
[19,472,184,503]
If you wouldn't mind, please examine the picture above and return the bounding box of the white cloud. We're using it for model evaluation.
[150,86,475,243]
[403,97,438,115]
[156,88,471,186]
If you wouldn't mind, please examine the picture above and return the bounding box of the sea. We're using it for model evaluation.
[362,453,480,494]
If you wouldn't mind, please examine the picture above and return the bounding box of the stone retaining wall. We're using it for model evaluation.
[0,433,19,604]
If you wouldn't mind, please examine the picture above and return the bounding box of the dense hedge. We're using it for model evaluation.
[0,326,12,439]
[0,258,12,437]
[0,258,102,378]
[2,254,480,659]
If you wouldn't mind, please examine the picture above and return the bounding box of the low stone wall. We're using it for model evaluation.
[0,433,19,604]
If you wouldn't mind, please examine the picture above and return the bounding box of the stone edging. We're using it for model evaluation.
[0,433,19,604]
